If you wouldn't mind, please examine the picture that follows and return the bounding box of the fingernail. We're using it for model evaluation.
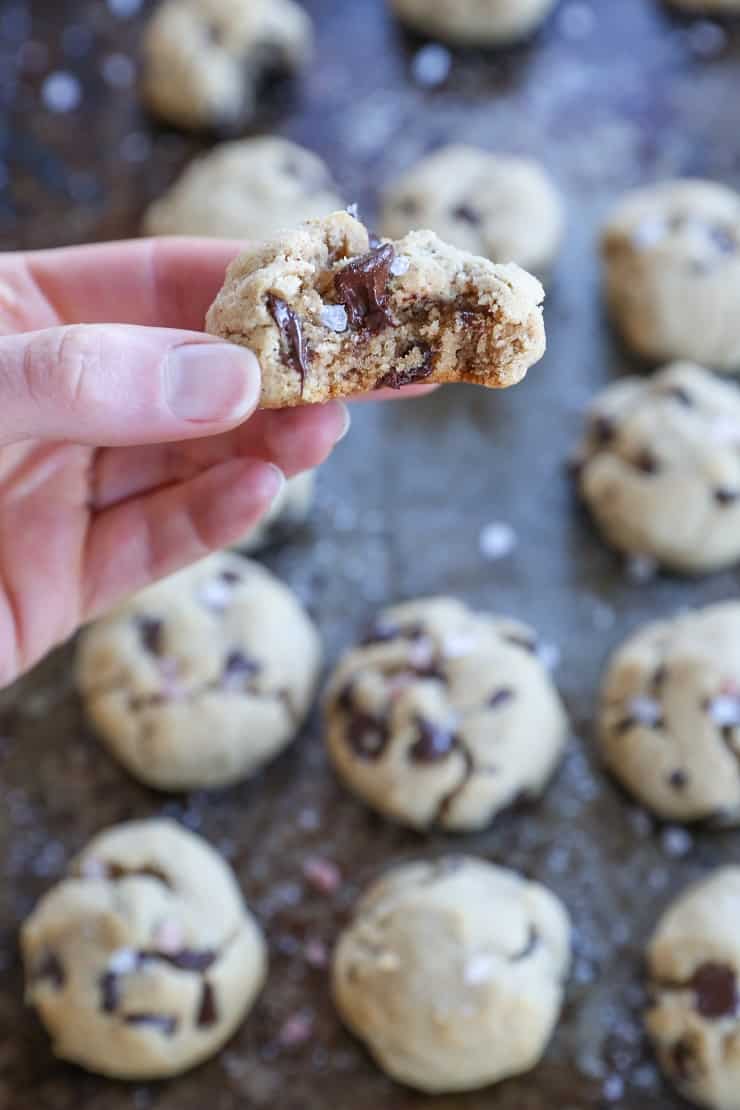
[334,403,352,442]
[165,343,260,423]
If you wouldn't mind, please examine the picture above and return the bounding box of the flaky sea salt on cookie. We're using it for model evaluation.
[205,210,546,409]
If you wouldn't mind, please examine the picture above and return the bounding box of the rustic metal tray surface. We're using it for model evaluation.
[2,1,740,1107]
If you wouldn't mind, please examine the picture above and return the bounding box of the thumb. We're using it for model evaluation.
[0,324,261,446]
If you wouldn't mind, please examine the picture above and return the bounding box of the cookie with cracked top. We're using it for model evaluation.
[22,819,266,1080]
[141,0,312,133]
[381,146,564,278]
[601,179,740,371]
[323,597,568,831]
[332,857,571,1093]
[646,867,740,1110]
[599,601,740,823]
[574,361,740,574]
[205,210,546,408]
[77,552,321,791]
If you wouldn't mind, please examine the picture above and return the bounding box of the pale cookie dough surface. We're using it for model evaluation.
[646,868,740,1110]
[601,180,740,371]
[389,0,557,45]
[144,138,343,240]
[235,470,315,553]
[22,819,266,1080]
[381,146,564,277]
[206,210,546,408]
[332,857,571,1093]
[77,552,321,791]
[599,601,740,824]
[323,598,568,831]
[575,361,740,573]
[141,0,312,132]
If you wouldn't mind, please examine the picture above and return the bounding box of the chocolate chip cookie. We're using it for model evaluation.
[144,138,343,240]
[389,0,557,45]
[141,0,312,132]
[381,146,564,277]
[646,867,740,1110]
[332,857,571,1093]
[22,819,266,1079]
[77,553,321,791]
[601,180,740,371]
[323,598,568,831]
[574,361,740,574]
[599,601,740,824]
[206,210,546,408]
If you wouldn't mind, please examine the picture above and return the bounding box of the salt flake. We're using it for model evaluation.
[320,303,348,333]
[390,254,410,277]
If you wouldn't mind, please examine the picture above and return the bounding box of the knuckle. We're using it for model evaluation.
[24,325,101,410]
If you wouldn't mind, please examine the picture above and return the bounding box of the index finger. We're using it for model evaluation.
[2,237,245,333]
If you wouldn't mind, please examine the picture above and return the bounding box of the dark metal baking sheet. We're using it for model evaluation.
[3,1,740,1107]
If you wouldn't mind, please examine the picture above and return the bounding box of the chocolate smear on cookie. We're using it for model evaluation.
[267,293,310,392]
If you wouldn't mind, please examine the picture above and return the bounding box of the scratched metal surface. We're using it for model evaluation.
[2,1,740,1107]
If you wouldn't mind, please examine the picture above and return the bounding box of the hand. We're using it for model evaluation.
[0,237,353,686]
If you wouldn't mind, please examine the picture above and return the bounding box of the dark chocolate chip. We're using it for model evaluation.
[408,716,457,763]
[223,650,261,682]
[345,711,389,760]
[32,950,65,989]
[652,665,668,691]
[664,386,693,407]
[266,293,310,392]
[376,344,433,390]
[362,620,425,645]
[489,688,515,709]
[205,21,224,46]
[709,225,737,255]
[336,681,355,713]
[100,970,120,1014]
[633,449,659,475]
[690,962,737,1019]
[671,1037,696,1080]
[669,769,688,790]
[395,198,418,217]
[452,203,481,226]
[504,633,539,655]
[220,570,242,585]
[591,416,615,446]
[105,862,171,888]
[511,926,539,962]
[124,1013,178,1036]
[334,243,396,334]
[196,981,219,1028]
[141,949,217,973]
[715,488,740,506]
[137,616,164,656]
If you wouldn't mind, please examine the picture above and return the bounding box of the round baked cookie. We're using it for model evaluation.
[77,553,321,791]
[601,180,740,371]
[381,146,564,277]
[389,0,557,45]
[141,0,313,132]
[22,819,266,1080]
[646,867,740,1110]
[144,139,343,240]
[667,0,740,12]
[332,857,571,1093]
[599,601,740,824]
[575,361,740,574]
[324,598,568,831]
[235,470,316,554]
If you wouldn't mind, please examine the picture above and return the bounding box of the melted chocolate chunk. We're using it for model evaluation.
[100,970,120,1014]
[409,717,457,762]
[196,981,219,1028]
[489,688,515,709]
[591,416,616,446]
[104,862,172,888]
[266,293,310,392]
[345,711,389,760]
[504,633,539,655]
[333,243,396,334]
[336,681,355,713]
[664,385,693,407]
[220,570,242,585]
[510,926,539,962]
[32,950,65,989]
[671,1037,696,1080]
[633,448,659,475]
[691,962,738,1019]
[669,769,688,790]
[452,203,481,226]
[137,616,164,656]
[376,344,433,390]
[141,948,217,973]
[715,488,740,506]
[223,650,261,682]
[124,1013,178,1036]
[652,665,668,691]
